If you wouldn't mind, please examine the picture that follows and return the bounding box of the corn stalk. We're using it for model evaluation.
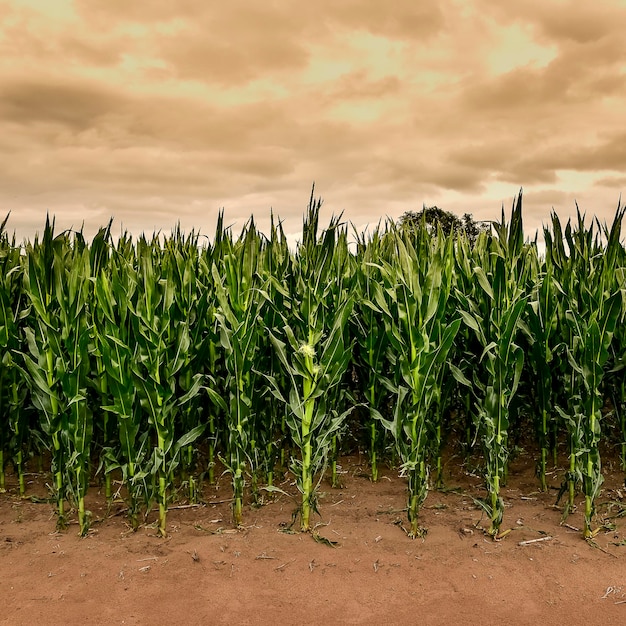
[375,224,460,537]
[56,234,93,535]
[266,194,354,531]
[93,244,148,529]
[0,216,26,494]
[352,225,393,482]
[453,194,528,537]
[212,221,266,525]
[20,218,68,528]
[131,237,204,537]
[554,206,624,537]
[525,249,559,491]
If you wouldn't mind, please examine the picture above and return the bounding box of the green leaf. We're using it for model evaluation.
[174,424,206,454]
[473,266,494,300]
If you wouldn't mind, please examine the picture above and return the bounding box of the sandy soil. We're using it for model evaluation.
[1,453,625,626]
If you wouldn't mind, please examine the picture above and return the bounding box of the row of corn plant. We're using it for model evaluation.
[1,193,625,540]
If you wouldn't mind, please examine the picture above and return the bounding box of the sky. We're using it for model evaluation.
[1,0,625,245]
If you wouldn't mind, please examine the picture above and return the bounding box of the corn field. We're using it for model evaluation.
[1,192,625,540]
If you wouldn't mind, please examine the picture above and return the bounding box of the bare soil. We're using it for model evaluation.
[1,453,625,625]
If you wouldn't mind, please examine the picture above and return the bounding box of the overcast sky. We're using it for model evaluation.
[1,0,625,244]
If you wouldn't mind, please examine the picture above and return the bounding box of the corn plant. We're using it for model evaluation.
[255,214,293,487]
[211,221,267,525]
[450,232,493,460]
[0,216,27,493]
[599,211,626,474]
[266,196,354,531]
[374,224,460,537]
[197,218,229,486]
[93,243,149,529]
[164,227,207,503]
[55,233,94,535]
[131,236,204,537]
[352,225,393,482]
[553,207,624,537]
[561,290,622,537]
[607,262,626,473]
[83,224,116,505]
[19,222,96,534]
[453,195,529,537]
[20,218,70,528]
[525,246,559,491]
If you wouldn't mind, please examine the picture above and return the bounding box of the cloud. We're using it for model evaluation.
[325,70,402,100]
[514,134,626,174]
[157,34,310,86]
[0,78,126,130]
[475,0,626,44]
[324,0,445,40]
[73,0,206,24]
[0,1,129,67]
[595,175,626,189]
[517,1,625,45]
[73,1,446,88]
[0,0,625,242]
[154,6,313,85]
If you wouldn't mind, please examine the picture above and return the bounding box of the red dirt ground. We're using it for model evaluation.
[1,453,625,625]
